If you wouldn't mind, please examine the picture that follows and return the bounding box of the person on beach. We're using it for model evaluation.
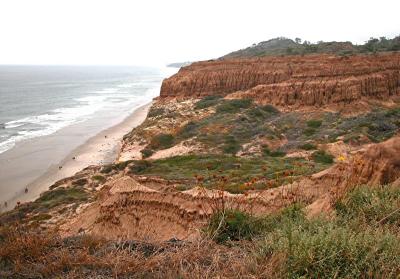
[25,188,28,193]
[4,201,7,208]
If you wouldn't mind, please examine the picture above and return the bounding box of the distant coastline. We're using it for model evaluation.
[167,61,192,68]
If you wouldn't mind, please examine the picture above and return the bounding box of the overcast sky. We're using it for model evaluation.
[0,0,398,66]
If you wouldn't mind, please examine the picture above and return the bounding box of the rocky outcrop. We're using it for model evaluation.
[60,177,274,241]
[160,53,400,109]
[60,136,400,240]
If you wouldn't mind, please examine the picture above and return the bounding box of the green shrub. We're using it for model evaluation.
[335,185,400,227]
[149,133,175,150]
[92,175,106,183]
[307,119,322,128]
[312,150,334,164]
[269,150,286,157]
[147,107,165,118]
[262,146,286,157]
[300,143,317,150]
[141,148,154,159]
[206,210,263,243]
[257,198,400,278]
[34,188,88,210]
[114,160,132,170]
[72,179,88,186]
[303,127,316,136]
[195,95,223,109]
[100,165,113,174]
[222,135,240,155]
[178,121,198,139]
[129,160,152,174]
[261,104,279,114]
[262,223,400,278]
[262,145,271,156]
[216,99,253,113]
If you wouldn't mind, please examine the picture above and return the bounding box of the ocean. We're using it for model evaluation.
[0,65,176,207]
[0,65,173,154]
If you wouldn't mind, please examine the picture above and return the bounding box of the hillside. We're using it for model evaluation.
[222,36,400,59]
[1,46,400,277]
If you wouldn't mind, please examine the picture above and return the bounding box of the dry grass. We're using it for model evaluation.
[0,226,282,278]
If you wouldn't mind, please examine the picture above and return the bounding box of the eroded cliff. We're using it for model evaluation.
[161,53,400,110]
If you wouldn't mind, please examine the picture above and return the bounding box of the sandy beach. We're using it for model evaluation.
[0,102,151,212]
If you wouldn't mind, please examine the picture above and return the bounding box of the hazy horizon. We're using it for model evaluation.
[0,0,399,66]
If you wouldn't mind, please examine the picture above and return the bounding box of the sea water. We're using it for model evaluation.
[0,65,176,205]
[0,65,173,154]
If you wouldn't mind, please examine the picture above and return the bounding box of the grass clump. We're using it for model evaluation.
[300,143,317,150]
[306,119,322,128]
[303,127,316,136]
[312,150,334,164]
[71,179,88,186]
[34,188,89,210]
[147,107,165,118]
[255,190,400,278]
[140,148,154,159]
[177,121,198,139]
[262,146,286,157]
[216,99,252,114]
[335,185,400,228]
[149,133,175,150]
[129,160,152,174]
[222,135,240,155]
[92,175,106,183]
[195,95,222,109]
[261,104,279,114]
[205,210,263,243]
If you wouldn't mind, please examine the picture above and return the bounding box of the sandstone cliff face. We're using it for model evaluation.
[60,136,400,241]
[60,177,274,241]
[160,53,400,109]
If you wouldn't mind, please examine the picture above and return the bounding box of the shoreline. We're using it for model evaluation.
[0,102,152,212]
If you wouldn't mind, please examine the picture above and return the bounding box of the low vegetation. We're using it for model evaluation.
[1,185,399,278]
[127,154,329,193]
[223,36,400,58]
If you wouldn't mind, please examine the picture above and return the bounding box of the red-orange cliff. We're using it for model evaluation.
[161,53,400,109]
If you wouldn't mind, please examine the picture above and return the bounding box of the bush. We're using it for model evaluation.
[141,148,154,159]
[34,188,88,210]
[300,143,317,150]
[262,146,286,157]
[195,95,223,109]
[262,145,271,156]
[129,160,152,174]
[303,128,316,136]
[147,108,165,118]
[269,150,286,157]
[100,165,113,174]
[257,198,400,278]
[92,175,106,183]
[222,135,240,155]
[216,99,253,114]
[261,104,279,114]
[312,150,334,164]
[335,185,400,227]
[178,121,198,139]
[307,119,322,128]
[205,210,262,243]
[149,133,175,150]
[72,179,88,186]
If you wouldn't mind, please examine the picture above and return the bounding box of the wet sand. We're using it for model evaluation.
[0,102,151,212]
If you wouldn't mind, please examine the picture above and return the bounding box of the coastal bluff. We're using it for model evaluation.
[160,53,400,109]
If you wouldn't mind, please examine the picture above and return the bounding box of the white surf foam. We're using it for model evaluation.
[0,78,162,155]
